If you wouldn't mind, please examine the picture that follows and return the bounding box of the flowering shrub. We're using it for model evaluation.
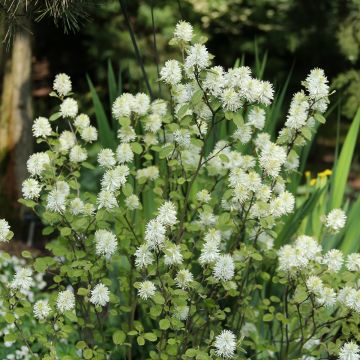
[0,22,359,359]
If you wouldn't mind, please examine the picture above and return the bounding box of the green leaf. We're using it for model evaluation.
[131,142,143,154]
[330,107,360,209]
[340,196,360,253]
[190,90,203,106]
[4,313,15,324]
[87,75,116,149]
[83,349,93,359]
[144,332,157,342]
[4,333,16,342]
[159,318,170,330]
[263,313,274,322]
[21,250,32,259]
[60,227,72,237]
[49,112,61,121]
[137,336,145,346]
[314,112,326,124]
[113,330,126,345]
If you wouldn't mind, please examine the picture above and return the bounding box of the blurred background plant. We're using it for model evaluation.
[0,0,359,246]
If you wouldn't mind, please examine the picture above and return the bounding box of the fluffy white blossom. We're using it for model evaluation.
[317,287,336,308]
[101,165,129,191]
[97,190,118,210]
[98,148,116,168]
[151,99,167,116]
[27,152,50,176]
[80,126,98,143]
[185,44,210,71]
[322,249,343,272]
[133,93,150,116]
[174,21,193,42]
[46,188,67,213]
[22,178,42,200]
[173,129,191,148]
[53,73,72,96]
[112,93,135,119]
[125,194,141,210]
[164,244,183,266]
[248,106,266,130]
[32,117,52,138]
[135,244,154,269]
[69,198,85,215]
[90,283,110,307]
[160,60,182,85]
[0,219,11,243]
[338,341,360,360]
[59,131,76,152]
[33,300,51,320]
[74,114,90,129]
[270,191,295,217]
[157,201,177,226]
[144,113,162,133]
[117,125,136,143]
[138,281,156,300]
[324,209,347,233]
[306,276,324,294]
[175,269,193,289]
[214,330,237,359]
[116,143,134,164]
[305,68,329,100]
[203,66,226,96]
[69,145,87,163]
[197,189,211,203]
[56,290,75,313]
[10,268,33,291]
[213,254,235,282]
[259,142,287,178]
[136,166,160,181]
[60,98,78,118]
[173,305,190,321]
[285,92,309,129]
[221,88,241,112]
[145,219,166,249]
[95,229,118,259]
[346,253,360,272]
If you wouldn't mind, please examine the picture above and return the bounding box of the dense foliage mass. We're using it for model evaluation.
[0,22,359,360]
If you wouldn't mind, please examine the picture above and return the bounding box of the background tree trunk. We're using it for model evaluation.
[0,18,33,223]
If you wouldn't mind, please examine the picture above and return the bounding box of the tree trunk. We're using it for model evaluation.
[0,19,33,222]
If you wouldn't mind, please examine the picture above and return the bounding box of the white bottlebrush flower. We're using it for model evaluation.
[69,198,84,215]
[32,117,52,138]
[101,165,129,192]
[144,113,162,133]
[270,191,295,217]
[278,245,305,273]
[53,73,72,96]
[151,99,167,116]
[232,124,252,144]
[247,107,266,130]
[56,290,75,313]
[98,148,116,168]
[317,287,336,308]
[306,276,324,294]
[125,194,141,210]
[138,281,156,300]
[46,188,67,213]
[117,125,137,143]
[112,93,135,119]
[136,166,160,181]
[97,190,118,210]
[135,244,154,269]
[173,305,190,321]
[322,249,343,272]
[160,60,182,86]
[338,341,360,360]
[59,130,76,152]
[22,178,42,200]
[10,268,33,291]
[74,114,90,129]
[0,219,11,243]
[185,44,210,71]
[80,126,98,143]
[157,201,177,226]
[221,87,242,112]
[60,98,78,118]
[285,92,309,129]
[95,229,118,259]
[196,189,211,203]
[27,152,50,176]
[33,300,51,320]
[174,20,193,42]
[83,203,96,216]
[324,209,347,233]
[164,244,183,266]
[294,235,322,262]
[116,143,134,164]
[175,269,193,289]
[133,93,150,116]
[214,330,237,359]
[145,219,166,249]
[173,129,191,148]
[69,145,87,163]
[213,254,235,282]
[90,283,110,307]
[259,142,287,178]
[203,66,226,96]
[346,253,360,272]
[305,68,329,100]
[225,66,252,88]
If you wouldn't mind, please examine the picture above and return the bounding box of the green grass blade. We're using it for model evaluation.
[108,60,118,107]
[329,106,360,209]
[86,75,116,150]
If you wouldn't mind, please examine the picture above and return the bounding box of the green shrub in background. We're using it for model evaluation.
[0,22,360,359]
